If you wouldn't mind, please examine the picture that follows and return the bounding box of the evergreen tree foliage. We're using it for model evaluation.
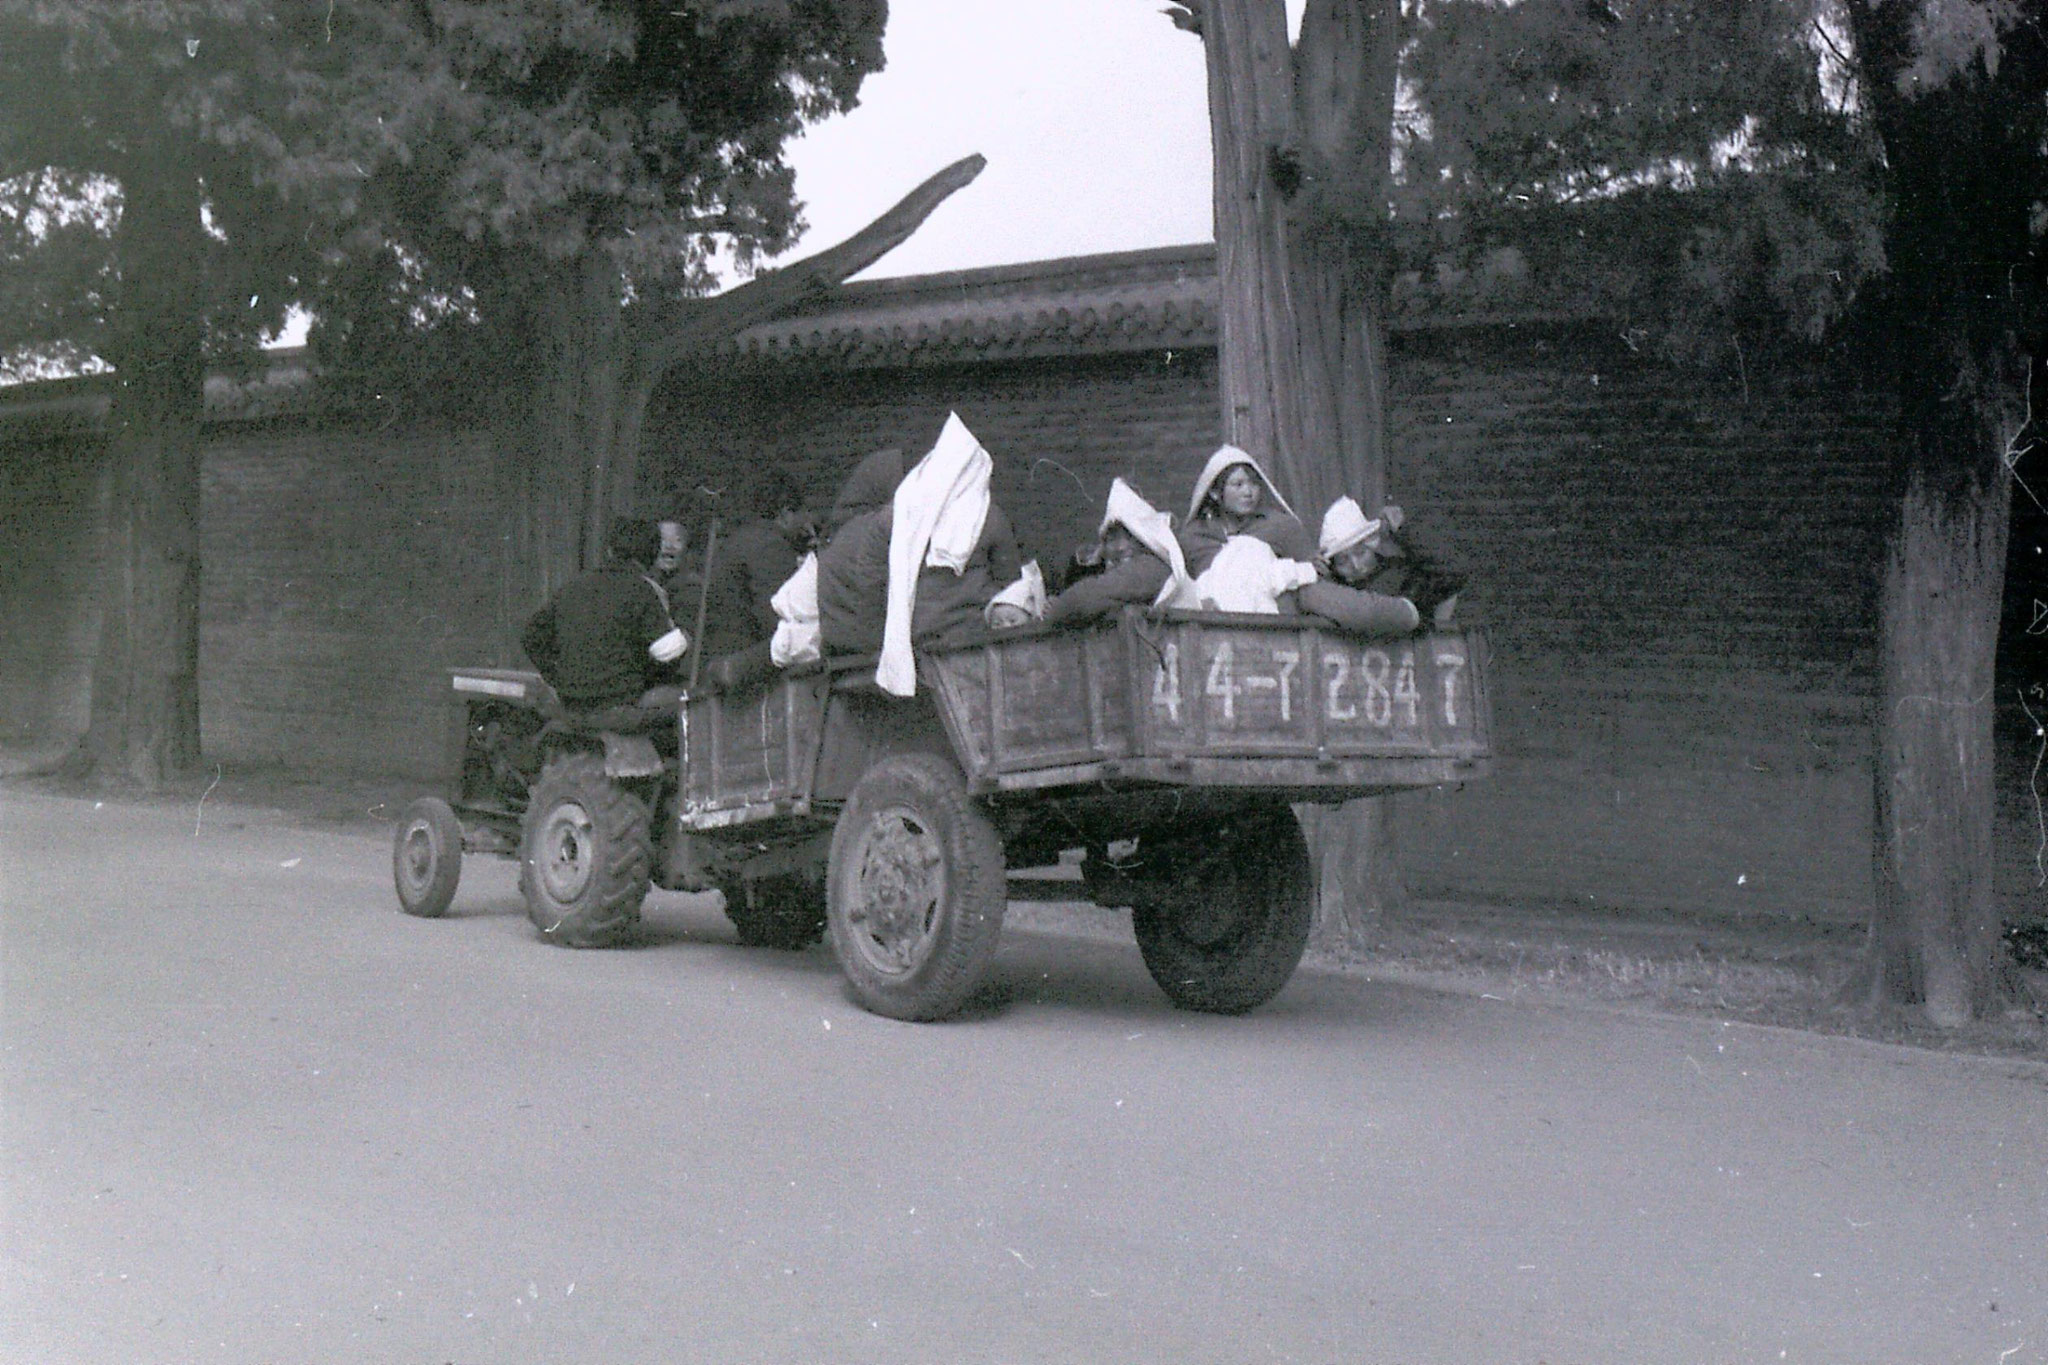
[299,1,888,411]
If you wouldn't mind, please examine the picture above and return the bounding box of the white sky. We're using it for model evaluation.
[776,0,1307,282]
[259,1,1302,344]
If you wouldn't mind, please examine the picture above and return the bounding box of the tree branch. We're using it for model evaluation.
[631,152,987,372]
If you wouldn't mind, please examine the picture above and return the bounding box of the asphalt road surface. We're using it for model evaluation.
[5,788,2048,1364]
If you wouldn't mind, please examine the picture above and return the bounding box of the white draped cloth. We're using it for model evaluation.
[768,551,820,668]
[1318,495,1404,559]
[1192,535,1319,614]
[878,412,993,696]
[985,559,1047,623]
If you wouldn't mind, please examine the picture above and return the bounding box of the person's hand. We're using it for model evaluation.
[1432,594,1459,630]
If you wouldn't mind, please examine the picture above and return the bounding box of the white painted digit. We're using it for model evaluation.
[1152,641,1181,724]
[1273,649,1299,723]
[1325,653,1355,721]
[1360,648,1393,727]
[1205,640,1239,723]
[1393,649,1421,727]
[1435,652,1466,727]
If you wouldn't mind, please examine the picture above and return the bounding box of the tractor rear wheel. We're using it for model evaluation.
[519,751,653,948]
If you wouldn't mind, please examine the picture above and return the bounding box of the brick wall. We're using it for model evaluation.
[197,419,511,779]
[1386,328,1898,922]
[0,429,104,746]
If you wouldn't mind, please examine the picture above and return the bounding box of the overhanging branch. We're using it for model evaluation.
[631,152,987,374]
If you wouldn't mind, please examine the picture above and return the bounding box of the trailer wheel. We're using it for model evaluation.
[827,752,1006,1021]
[519,751,652,948]
[721,873,828,950]
[393,797,463,918]
[1131,803,1313,1015]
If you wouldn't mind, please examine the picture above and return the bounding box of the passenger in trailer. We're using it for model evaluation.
[816,445,908,659]
[1041,477,1196,629]
[1178,446,1320,614]
[876,412,1022,695]
[1177,444,1317,575]
[1297,496,1466,636]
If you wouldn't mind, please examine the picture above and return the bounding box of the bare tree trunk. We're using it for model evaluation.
[504,251,634,607]
[1196,0,1407,945]
[73,161,206,787]
[1870,448,2017,1025]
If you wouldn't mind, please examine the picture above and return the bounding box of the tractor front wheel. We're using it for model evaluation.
[393,797,463,918]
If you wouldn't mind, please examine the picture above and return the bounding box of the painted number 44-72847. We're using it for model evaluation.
[1151,640,1468,732]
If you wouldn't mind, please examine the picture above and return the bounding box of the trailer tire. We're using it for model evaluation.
[519,751,652,948]
[721,873,828,950]
[827,752,1006,1021]
[393,797,463,918]
[1131,803,1313,1015]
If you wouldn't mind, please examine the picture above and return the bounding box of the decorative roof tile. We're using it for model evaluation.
[720,239,1583,368]
[721,244,1221,368]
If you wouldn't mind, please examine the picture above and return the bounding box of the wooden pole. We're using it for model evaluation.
[687,518,719,694]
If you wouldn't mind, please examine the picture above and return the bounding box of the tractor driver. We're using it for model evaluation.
[521,516,689,725]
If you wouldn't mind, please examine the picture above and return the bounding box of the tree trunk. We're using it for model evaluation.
[1198,0,1406,944]
[1838,1,2045,1026]
[1869,428,2018,1026]
[502,251,634,612]
[74,162,206,787]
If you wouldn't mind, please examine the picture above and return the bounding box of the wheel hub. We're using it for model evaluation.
[1159,834,1250,947]
[848,808,944,975]
[399,820,437,892]
[537,801,595,904]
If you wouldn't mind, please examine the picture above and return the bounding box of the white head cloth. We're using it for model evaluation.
[1186,444,1298,524]
[1101,477,1198,609]
[1319,496,1376,559]
[985,559,1047,622]
[878,412,994,696]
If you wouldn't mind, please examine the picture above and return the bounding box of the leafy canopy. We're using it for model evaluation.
[0,2,889,383]
[305,0,887,391]
[1401,0,1898,363]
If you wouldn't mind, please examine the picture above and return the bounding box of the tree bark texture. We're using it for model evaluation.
[1872,463,2013,1026]
[1842,0,2045,1023]
[77,159,206,787]
[1199,0,1406,942]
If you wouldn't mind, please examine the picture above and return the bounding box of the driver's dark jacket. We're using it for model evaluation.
[521,564,675,710]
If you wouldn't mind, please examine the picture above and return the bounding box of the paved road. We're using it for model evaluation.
[5,788,2047,1364]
